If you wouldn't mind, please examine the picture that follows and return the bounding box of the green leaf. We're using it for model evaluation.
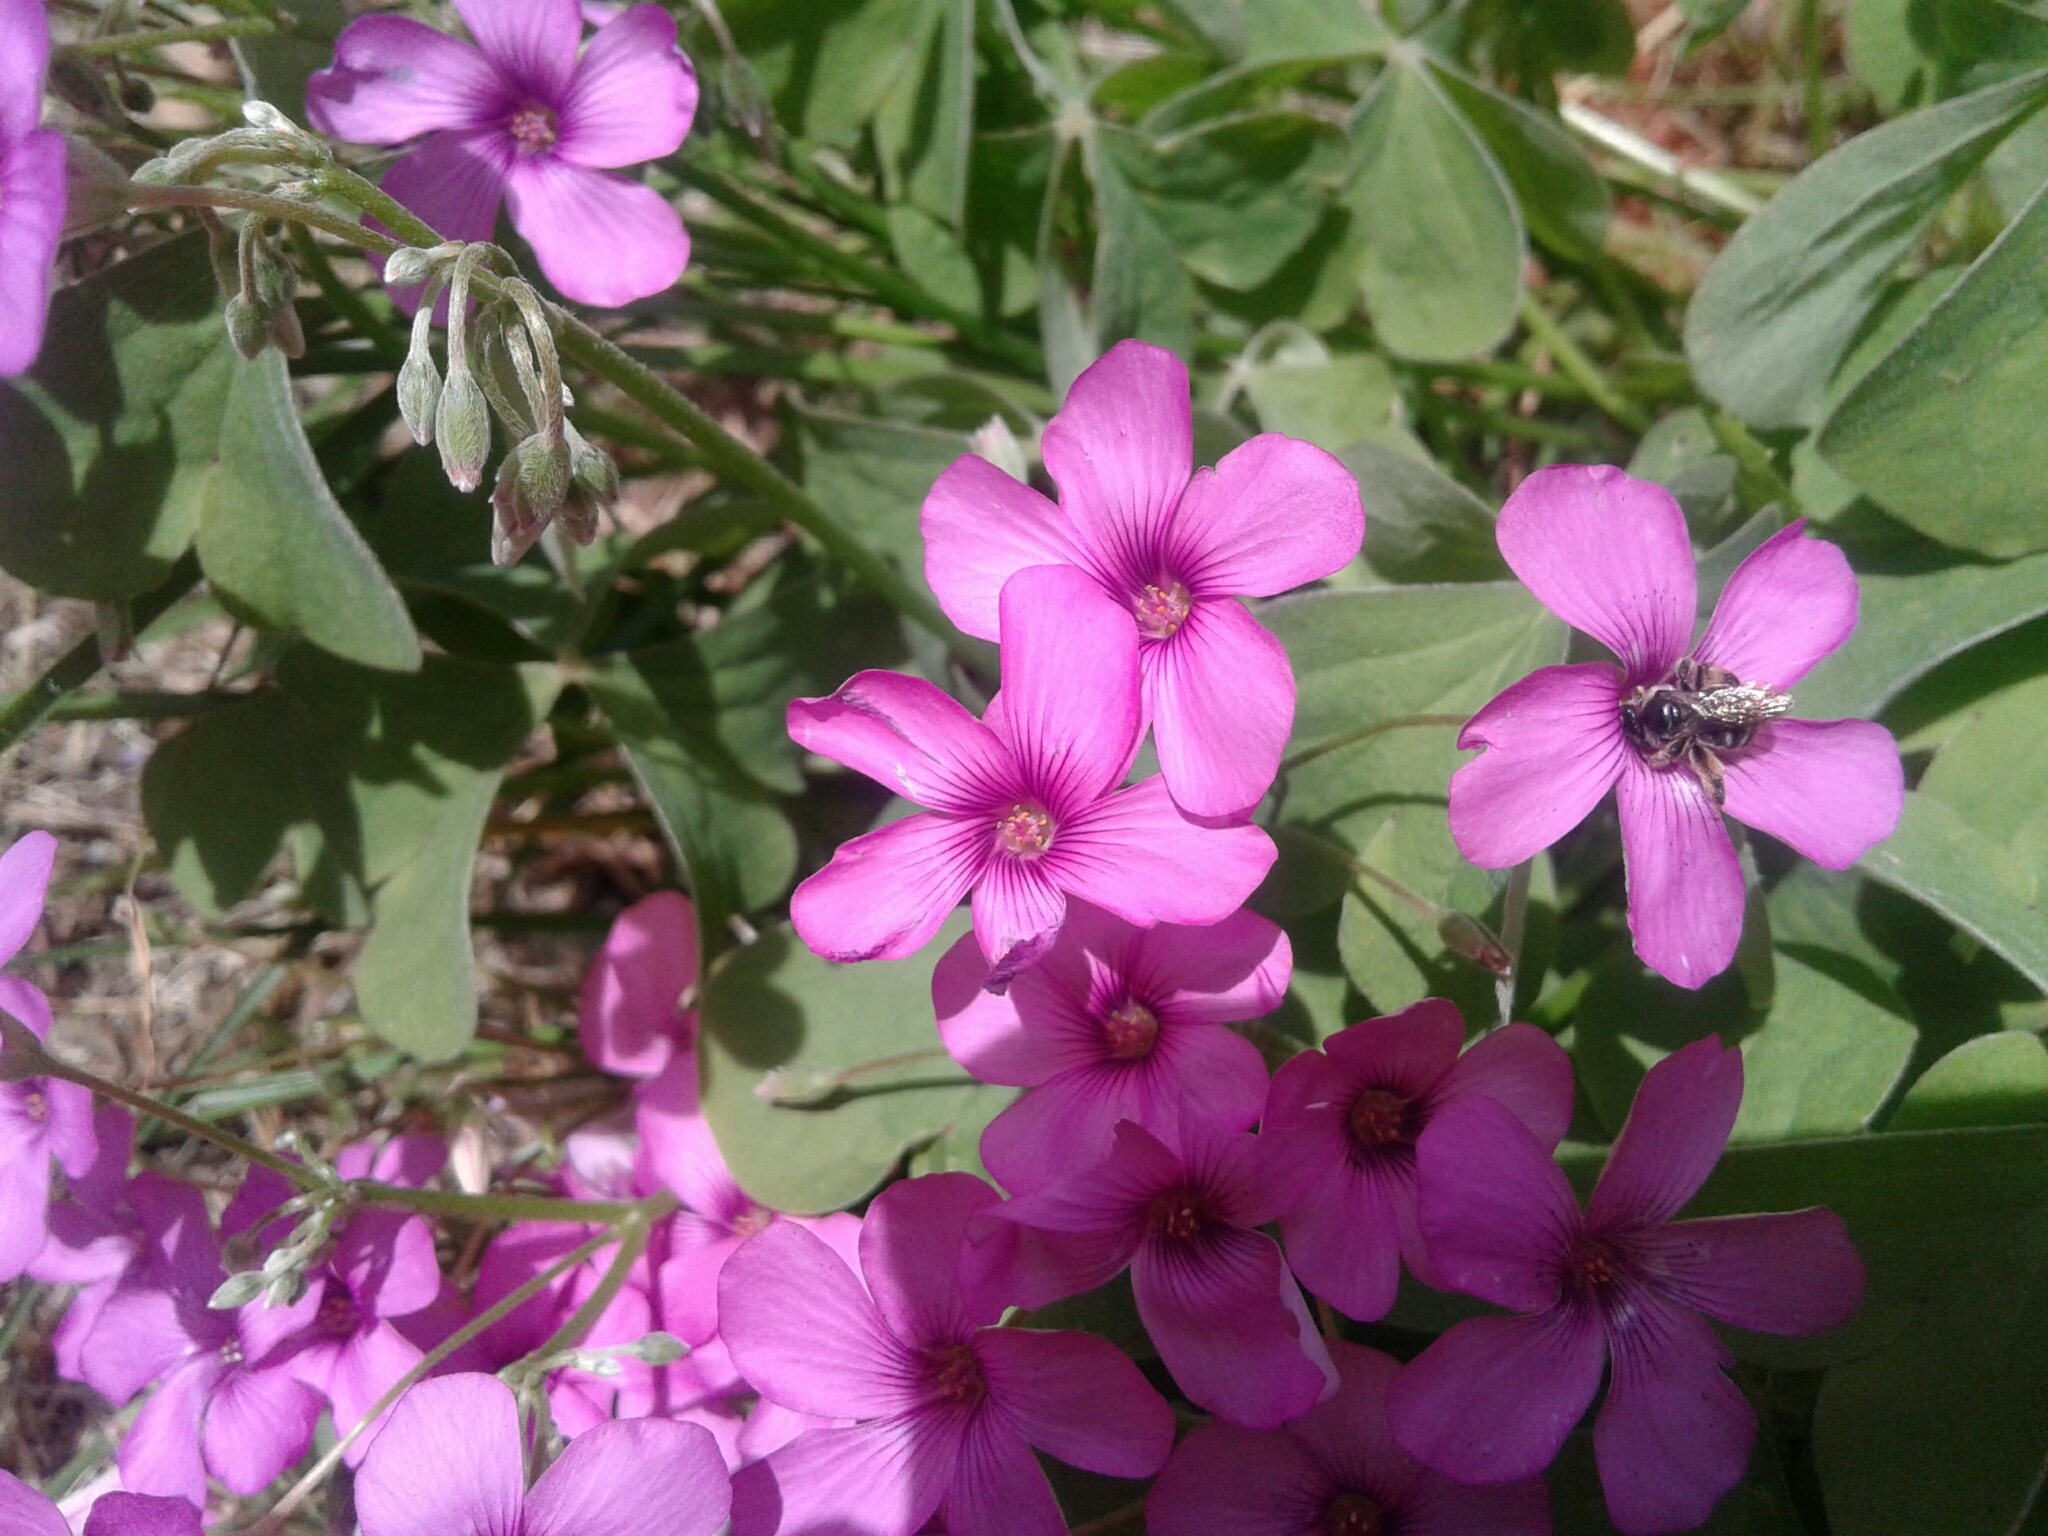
[1429,64,1613,261]
[1243,347,1402,456]
[802,0,941,145]
[1847,0,1930,112]
[1238,0,1390,63]
[1813,1205,2048,1536]
[1340,441,1511,583]
[873,0,975,225]
[1860,792,2048,994]
[698,914,991,1213]
[1340,55,1525,361]
[1687,66,2048,430]
[1090,133,1198,358]
[1818,176,2048,557]
[886,205,981,313]
[0,234,231,599]
[1796,548,2048,718]
[196,350,421,672]
[1891,1031,2048,1130]
[1679,0,1756,48]
[796,406,971,624]
[231,0,347,123]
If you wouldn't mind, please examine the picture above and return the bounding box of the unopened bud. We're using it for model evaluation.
[209,1271,267,1310]
[241,100,294,134]
[970,413,1028,481]
[398,352,443,448]
[224,292,270,360]
[263,1269,308,1309]
[557,421,617,545]
[1437,910,1514,978]
[384,247,438,289]
[628,1332,688,1366]
[435,367,491,493]
[264,297,306,360]
[490,433,569,566]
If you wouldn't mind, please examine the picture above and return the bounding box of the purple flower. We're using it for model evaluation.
[579,890,697,1078]
[933,901,1288,1194]
[1262,1001,1574,1323]
[355,1372,731,1536]
[1387,1036,1865,1535]
[720,1173,1174,1536]
[922,340,1364,819]
[33,1105,142,1380]
[988,1119,1335,1429]
[306,0,697,308]
[0,831,97,1283]
[3,1474,203,1536]
[0,0,64,375]
[787,563,1276,982]
[1148,1341,1551,1536]
[1448,466,1902,989]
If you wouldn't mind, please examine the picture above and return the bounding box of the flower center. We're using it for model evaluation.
[1347,1088,1413,1148]
[926,1342,986,1406]
[317,1287,359,1338]
[1101,1000,1160,1061]
[995,804,1054,858]
[1145,1186,1210,1245]
[21,1084,46,1122]
[1563,1237,1623,1299]
[1132,581,1192,640]
[731,1206,774,1239]
[220,1338,244,1366]
[1322,1492,1387,1536]
[508,103,559,154]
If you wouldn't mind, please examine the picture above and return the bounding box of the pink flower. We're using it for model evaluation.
[1262,1001,1574,1323]
[2,1473,203,1536]
[1147,1341,1551,1536]
[33,1106,142,1380]
[1387,1036,1865,1536]
[0,832,97,1283]
[0,0,64,374]
[922,340,1363,818]
[579,891,697,1078]
[306,0,697,308]
[788,563,1276,982]
[1448,466,1902,989]
[719,1174,1173,1536]
[987,1119,1336,1429]
[355,1373,730,1536]
[933,901,1288,1194]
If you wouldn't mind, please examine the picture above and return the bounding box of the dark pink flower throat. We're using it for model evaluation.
[1322,1492,1387,1536]
[1101,1000,1160,1060]
[508,102,559,153]
[926,1342,987,1406]
[1132,580,1191,640]
[996,804,1054,857]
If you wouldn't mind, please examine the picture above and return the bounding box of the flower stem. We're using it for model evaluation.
[347,1185,658,1226]
[34,1051,314,1186]
[1493,859,1533,1030]
[531,1197,667,1359]
[1278,714,1468,774]
[1517,292,1650,435]
[61,17,277,56]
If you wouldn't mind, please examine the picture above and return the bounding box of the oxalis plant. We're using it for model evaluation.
[2,0,2047,1533]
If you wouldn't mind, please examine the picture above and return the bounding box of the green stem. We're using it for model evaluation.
[127,183,401,256]
[0,553,200,756]
[62,17,276,56]
[1517,293,1650,434]
[290,223,405,367]
[1279,714,1468,774]
[347,1185,659,1226]
[0,689,234,722]
[1799,0,1832,161]
[35,1054,314,1186]
[1707,409,1801,516]
[1493,859,1532,1031]
[532,1197,668,1359]
[681,162,1045,377]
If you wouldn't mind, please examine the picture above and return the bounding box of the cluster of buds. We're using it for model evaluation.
[392,243,621,566]
[221,214,306,361]
[132,99,333,187]
[210,1139,346,1311]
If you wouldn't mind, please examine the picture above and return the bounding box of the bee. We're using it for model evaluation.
[1619,657,1791,807]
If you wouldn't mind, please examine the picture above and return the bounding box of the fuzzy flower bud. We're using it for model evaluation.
[435,367,491,493]
[383,247,438,289]
[558,420,618,545]
[491,432,569,565]
[223,292,271,360]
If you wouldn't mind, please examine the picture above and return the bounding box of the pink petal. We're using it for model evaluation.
[998,565,1143,812]
[975,1327,1173,1477]
[978,1076,1137,1196]
[1720,719,1902,871]
[1388,1310,1605,1484]
[1649,1208,1864,1335]
[788,811,985,963]
[732,1418,958,1536]
[1413,1097,1578,1314]
[0,975,47,1045]
[940,1414,1067,1536]
[0,830,54,966]
[718,1222,921,1420]
[81,1492,205,1536]
[0,131,63,378]
[306,17,505,144]
[377,128,509,250]
[201,1364,323,1495]
[1279,1160,1409,1323]
[1167,434,1364,597]
[1587,1036,1742,1232]
[1134,1223,1336,1429]
[1405,1476,1559,1536]
[355,1375,525,1536]
[526,1418,731,1536]
[1284,1343,1421,1502]
[81,1288,214,1406]
[0,0,49,143]
[1594,1302,1754,1536]
[118,1360,216,1509]
[1145,1419,1329,1536]
[1616,757,1744,991]
[0,1469,67,1536]
[450,0,580,99]
[1438,1022,1577,1151]
[579,890,698,1078]
[1694,521,1857,690]
[921,455,1077,641]
[504,158,689,307]
[860,1173,1005,1348]
[635,1054,749,1226]
[1145,595,1295,819]
[1321,999,1466,1095]
[1450,664,1629,869]
[1046,779,1275,930]
[340,1210,442,1319]
[1136,907,1293,1025]
[1040,340,1194,592]
[0,1153,47,1281]
[324,1323,424,1463]
[555,5,697,169]
[932,932,1056,1087]
[1495,465,1695,682]
[789,671,1017,816]
[655,1231,737,1346]
[971,858,1067,980]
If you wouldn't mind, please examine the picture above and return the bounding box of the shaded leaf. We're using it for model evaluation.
[1340,440,1510,583]
[1860,793,2047,999]
[1891,1031,2048,1130]
[1430,63,1612,260]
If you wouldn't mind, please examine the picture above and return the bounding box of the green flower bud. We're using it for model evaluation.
[384,247,438,289]
[208,1271,267,1311]
[224,292,270,360]
[557,421,618,546]
[397,352,443,448]
[435,366,492,493]
[490,433,570,566]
